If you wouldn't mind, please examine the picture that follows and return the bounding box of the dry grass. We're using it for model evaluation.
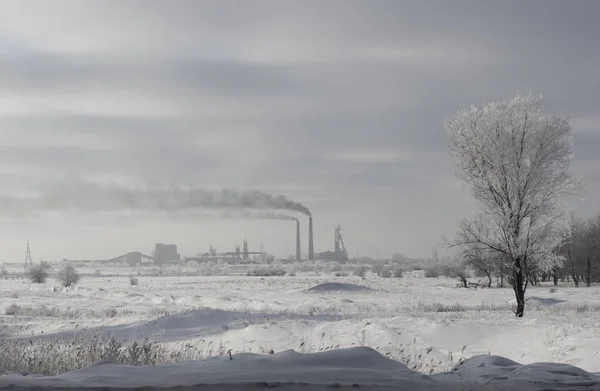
[574,303,600,313]
[4,303,134,319]
[0,333,231,375]
[412,302,510,313]
[0,330,465,376]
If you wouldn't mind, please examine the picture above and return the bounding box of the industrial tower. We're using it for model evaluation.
[243,239,249,259]
[334,224,349,262]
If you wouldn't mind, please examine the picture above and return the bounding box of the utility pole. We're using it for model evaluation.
[24,241,33,274]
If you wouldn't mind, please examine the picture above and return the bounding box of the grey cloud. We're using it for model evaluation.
[572,132,600,163]
[0,1,599,260]
[1,54,308,99]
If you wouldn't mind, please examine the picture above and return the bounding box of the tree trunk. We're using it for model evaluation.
[485,270,492,288]
[567,250,579,287]
[552,268,558,286]
[513,258,525,317]
[586,257,592,287]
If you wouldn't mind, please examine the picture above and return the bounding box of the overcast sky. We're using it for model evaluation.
[1,0,599,262]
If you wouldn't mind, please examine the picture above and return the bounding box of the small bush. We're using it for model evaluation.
[129,275,139,285]
[4,303,20,315]
[353,266,369,278]
[1,265,8,276]
[57,264,81,287]
[371,264,384,275]
[393,268,404,278]
[94,269,102,276]
[439,265,460,278]
[424,268,439,278]
[549,287,557,294]
[28,261,52,283]
[378,268,392,278]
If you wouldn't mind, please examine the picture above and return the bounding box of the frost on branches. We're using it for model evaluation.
[445,94,583,317]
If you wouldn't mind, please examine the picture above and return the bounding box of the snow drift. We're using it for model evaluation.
[1,347,597,391]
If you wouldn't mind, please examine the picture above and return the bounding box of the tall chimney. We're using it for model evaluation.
[308,216,314,261]
[296,219,301,261]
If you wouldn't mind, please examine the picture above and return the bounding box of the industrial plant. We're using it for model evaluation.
[57,219,350,267]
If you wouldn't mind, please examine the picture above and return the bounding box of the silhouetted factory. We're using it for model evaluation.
[64,220,350,267]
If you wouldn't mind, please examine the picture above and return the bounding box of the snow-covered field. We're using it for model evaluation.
[1,267,599,390]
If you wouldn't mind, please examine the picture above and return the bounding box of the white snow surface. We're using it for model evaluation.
[1,268,600,390]
[1,347,598,390]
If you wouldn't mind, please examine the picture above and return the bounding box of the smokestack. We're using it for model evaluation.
[296,219,301,261]
[308,216,314,261]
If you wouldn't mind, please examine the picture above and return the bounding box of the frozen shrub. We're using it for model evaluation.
[353,266,369,278]
[378,268,392,278]
[247,268,286,277]
[371,264,384,275]
[5,303,20,315]
[1,265,7,277]
[298,262,317,273]
[28,261,52,284]
[439,265,459,278]
[129,275,139,285]
[424,268,439,278]
[94,269,102,276]
[57,264,81,287]
[393,268,404,278]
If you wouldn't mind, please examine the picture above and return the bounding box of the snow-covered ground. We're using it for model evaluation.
[1,267,599,390]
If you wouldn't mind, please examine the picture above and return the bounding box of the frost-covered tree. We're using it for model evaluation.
[28,261,52,284]
[57,264,81,287]
[462,246,498,287]
[581,216,600,287]
[557,215,585,287]
[445,94,582,317]
[558,214,600,286]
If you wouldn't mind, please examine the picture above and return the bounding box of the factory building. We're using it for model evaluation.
[153,243,180,265]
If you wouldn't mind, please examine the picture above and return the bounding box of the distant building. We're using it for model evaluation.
[104,251,142,266]
[153,243,180,265]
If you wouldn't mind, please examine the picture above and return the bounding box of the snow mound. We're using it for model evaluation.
[306,282,374,293]
[0,347,431,389]
[436,354,598,389]
[32,308,332,343]
[1,348,598,391]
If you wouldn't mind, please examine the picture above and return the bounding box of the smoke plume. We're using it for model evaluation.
[248,212,299,222]
[16,181,312,217]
